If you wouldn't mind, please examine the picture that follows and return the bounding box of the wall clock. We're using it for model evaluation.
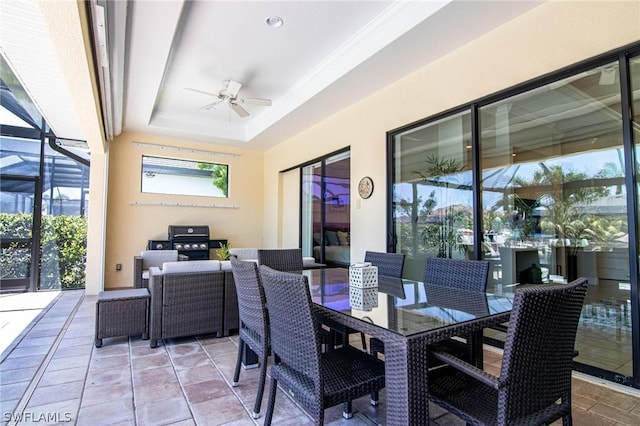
[358,176,374,199]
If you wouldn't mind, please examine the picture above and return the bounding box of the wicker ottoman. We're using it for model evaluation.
[95,288,150,347]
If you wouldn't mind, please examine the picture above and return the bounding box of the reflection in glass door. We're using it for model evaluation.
[630,54,640,386]
[390,48,640,388]
[479,60,632,381]
[301,150,351,266]
[392,111,474,281]
[0,176,37,292]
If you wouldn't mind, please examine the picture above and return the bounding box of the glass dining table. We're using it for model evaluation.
[303,267,515,426]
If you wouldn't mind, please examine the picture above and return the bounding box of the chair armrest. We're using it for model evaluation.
[134,256,144,288]
[178,254,189,261]
[431,350,502,389]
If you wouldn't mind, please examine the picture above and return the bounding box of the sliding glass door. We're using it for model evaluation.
[390,45,640,387]
[478,60,631,379]
[301,150,350,266]
[392,112,474,281]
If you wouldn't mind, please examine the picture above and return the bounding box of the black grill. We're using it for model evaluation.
[147,225,227,260]
[168,225,211,260]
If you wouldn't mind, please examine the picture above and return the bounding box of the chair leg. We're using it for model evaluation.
[332,329,345,349]
[252,354,269,419]
[263,377,278,426]
[360,332,367,352]
[232,340,244,386]
[562,415,572,426]
[371,390,379,406]
[342,400,353,419]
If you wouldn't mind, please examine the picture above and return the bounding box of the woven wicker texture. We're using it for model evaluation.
[259,266,385,426]
[423,257,489,291]
[257,248,304,273]
[223,270,240,336]
[315,293,511,425]
[95,289,149,347]
[148,269,225,347]
[134,251,187,288]
[230,258,270,418]
[364,251,405,277]
[423,257,490,364]
[428,278,588,426]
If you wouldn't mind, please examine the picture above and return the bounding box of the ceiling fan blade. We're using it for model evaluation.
[243,97,272,106]
[185,87,219,97]
[198,101,221,111]
[226,80,242,97]
[229,102,249,118]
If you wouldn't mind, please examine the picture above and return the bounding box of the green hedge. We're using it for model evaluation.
[0,213,87,289]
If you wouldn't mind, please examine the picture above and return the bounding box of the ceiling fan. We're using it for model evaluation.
[186,80,272,118]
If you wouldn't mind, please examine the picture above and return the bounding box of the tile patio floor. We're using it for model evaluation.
[1,290,640,425]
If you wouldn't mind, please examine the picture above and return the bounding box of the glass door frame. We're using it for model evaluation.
[298,147,351,265]
[0,174,43,292]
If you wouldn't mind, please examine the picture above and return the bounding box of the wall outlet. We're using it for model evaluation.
[115,263,122,271]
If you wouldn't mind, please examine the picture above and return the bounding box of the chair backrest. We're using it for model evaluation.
[162,260,220,273]
[364,251,405,278]
[231,258,269,342]
[229,248,259,261]
[141,250,179,269]
[499,277,588,423]
[259,265,321,392]
[423,257,489,292]
[424,284,489,317]
[257,249,304,273]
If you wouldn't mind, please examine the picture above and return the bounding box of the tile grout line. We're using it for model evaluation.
[5,291,85,426]
[127,335,140,426]
[197,336,261,425]
[164,339,201,425]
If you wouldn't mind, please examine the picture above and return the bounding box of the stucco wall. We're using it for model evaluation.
[263,0,640,264]
[104,132,264,289]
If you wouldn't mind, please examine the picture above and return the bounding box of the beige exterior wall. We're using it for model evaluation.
[263,0,640,264]
[104,133,264,289]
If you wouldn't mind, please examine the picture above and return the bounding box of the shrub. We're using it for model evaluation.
[0,213,87,289]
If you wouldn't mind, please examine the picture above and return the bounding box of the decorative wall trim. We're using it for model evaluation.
[129,201,239,209]
[132,142,240,159]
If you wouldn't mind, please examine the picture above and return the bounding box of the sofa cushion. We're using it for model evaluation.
[162,260,221,274]
[228,248,259,261]
[141,250,179,269]
[303,257,318,266]
[325,230,340,246]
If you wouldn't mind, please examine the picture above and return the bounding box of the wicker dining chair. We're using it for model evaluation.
[427,277,588,426]
[259,265,385,425]
[351,252,405,353]
[427,258,490,365]
[423,257,490,291]
[364,251,405,277]
[371,257,490,362]
[257,248,304,273]
[229,258,270,419]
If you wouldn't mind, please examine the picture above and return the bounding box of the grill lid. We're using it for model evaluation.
[168,225,210,241]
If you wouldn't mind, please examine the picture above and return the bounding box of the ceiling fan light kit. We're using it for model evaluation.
[186,79,271,119]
